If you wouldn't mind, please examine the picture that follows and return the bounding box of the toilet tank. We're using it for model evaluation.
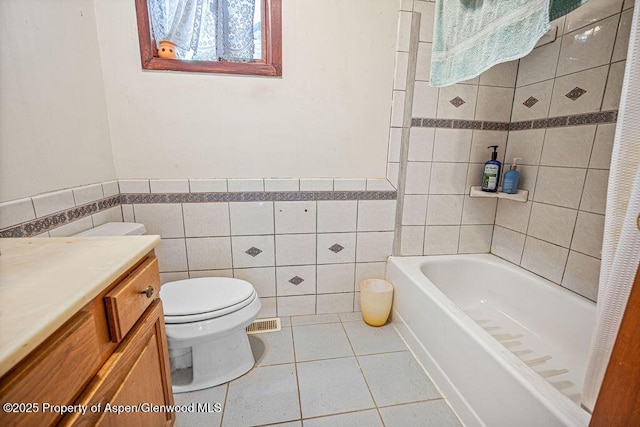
[74,222,147,237]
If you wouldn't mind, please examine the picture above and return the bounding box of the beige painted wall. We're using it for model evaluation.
[0,0,116,203]
[94,0,397,179]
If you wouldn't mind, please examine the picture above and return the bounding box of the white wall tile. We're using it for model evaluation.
[388,127,403,162]
[155,238,188,272]
[433,129,473,162]
[92,206,124,226]
[517,38,562,87]
[521,237,569,283]
[602,60,626,110]
[228,179,264,192]
[275,234,316,266]
[189,179,228,192]
[73,184,104,205]
[533,167,587,209]
[491,226,526,265]
[276,265,316,296]
[396,11,413,52]
[511,80,554,121]
[122,204,135,222]
[150,179,189,194]
[562,251,600,301]
[404,162,432,194]
[504,129,545,165]
[133,204,185,238]
[0,198,35,229]
[580,169,609,214]
[265,179,299,192]
[102,180,120,197]
[233,267,276,297]
[355,262,386,284]
[387,162,400,189]
[277,295,316,317]
[514,165,539,192]
[317,293,355,314]
[557,15,619,76]
[183,203,230,237]
[623,0,633,9]
[391,90,406,127]
[402,194,428,225]
[333,179,366,191]
[479,60,519,87]
[408,127,435,161]
[317,233,357,264]
[32,189,75,217]
[275,201,316,234]
[317,263,355,294]
[119,179,150,193]
[424,225,459,255]
[49,216,94,237]
[300,178,333,192]
[257,297,277,318]
[415,42,432,82]
[571,211,605,258]
[356,232,394,262]
[189,270,234,279]
[458,225,493,253]
[613,8,633,61]
[495,200,532,233]
[590,124,616,169]
[160,272,189,285]
[400,225,425,255]
[540,125,596,167]
[475,86,515,122]
[429,163,468,195]
[394,51,410,90]
[366,179,395,191]
[426,195,463,225]
[527,203,577,247]
[412,81,439,118]
[357,200,396,232]
[414,1,435,42]
[229,202,274,235]
[548,65,609,117]
[317,201,357,233]
[231,235,275,268]
[470,131,507,164]
[436,84,478,120]
[186,237,232,270]
[461,196,497,225]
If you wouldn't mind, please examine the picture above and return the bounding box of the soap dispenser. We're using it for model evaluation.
[502,158,521,194]
[481,145,501,192]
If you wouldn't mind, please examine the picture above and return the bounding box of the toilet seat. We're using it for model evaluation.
[161,278,257,324]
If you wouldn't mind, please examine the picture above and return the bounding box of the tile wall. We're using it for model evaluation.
[395,0,633,301]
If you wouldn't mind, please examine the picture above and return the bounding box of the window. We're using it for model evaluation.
[134,0,282,76]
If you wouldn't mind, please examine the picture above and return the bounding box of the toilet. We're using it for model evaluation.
[74,222,261,393]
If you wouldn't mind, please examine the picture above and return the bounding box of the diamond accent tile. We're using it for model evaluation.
[565,87,587,101]
[289,276,304,286]
[245,246,262,257]
[449,96,466,108]
[328,243,345,253]
[523,96,539,108]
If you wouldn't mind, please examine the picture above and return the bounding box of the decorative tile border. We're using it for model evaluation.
[412,110,618,132]
[0,195,120,238]
[120,190,397,204]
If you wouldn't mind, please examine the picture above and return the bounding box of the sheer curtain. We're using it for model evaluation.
[581,4,640,413]
[148,0,255,62]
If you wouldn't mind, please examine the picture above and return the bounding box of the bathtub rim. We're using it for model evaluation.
[387,253,593,426]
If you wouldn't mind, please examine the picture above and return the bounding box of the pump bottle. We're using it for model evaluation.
[502,158,521,194]
[481,146,501,192]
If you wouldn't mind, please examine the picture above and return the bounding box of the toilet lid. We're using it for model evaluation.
[161,277,255,317]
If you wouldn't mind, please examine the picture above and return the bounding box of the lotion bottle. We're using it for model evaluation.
[481,145,501,192]
[502,158,521,194]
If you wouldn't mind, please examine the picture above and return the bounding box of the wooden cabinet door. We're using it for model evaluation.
[63,300,174,426]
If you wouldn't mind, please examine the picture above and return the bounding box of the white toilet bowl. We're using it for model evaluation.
[74,222,261,393]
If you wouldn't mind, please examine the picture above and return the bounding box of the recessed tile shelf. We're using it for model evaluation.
[469,186,529,202]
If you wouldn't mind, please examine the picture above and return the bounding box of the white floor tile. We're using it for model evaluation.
[293,323,353,362]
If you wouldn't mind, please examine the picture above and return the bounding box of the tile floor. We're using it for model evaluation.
[173,313,462,426]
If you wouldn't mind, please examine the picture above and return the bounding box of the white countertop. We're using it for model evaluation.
[0,236,160,378]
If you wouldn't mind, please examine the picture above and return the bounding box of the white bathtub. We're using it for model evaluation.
[386,254,595,427]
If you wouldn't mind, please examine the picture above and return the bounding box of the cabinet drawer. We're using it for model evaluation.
[104,256,160,343]
[0,311,101,426]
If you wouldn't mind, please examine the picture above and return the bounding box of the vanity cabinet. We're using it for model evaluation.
[0,249,174,427]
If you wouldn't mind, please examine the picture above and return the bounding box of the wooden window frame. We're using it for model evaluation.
[134,0,282,77]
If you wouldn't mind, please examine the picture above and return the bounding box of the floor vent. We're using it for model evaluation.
[246,318,281,334]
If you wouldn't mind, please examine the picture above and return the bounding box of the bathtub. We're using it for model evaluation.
[386,254,594,427]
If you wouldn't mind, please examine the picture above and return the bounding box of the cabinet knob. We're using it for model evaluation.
[141,286,155,298]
